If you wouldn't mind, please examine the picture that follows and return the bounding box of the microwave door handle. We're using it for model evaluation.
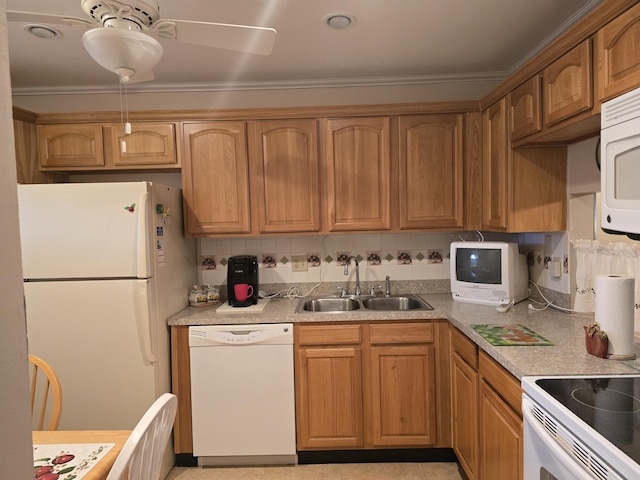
[522,402,593,480]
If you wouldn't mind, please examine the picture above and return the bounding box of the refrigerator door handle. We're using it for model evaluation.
[135,280,157,365]
[136,191,151,278]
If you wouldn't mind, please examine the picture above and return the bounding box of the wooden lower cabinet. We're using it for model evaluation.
[170,326,194,455]
[451,341,479,478]
[479,377,523,480]
[450,328,522,480]
[370,326,438,447]
[295,321,450,451]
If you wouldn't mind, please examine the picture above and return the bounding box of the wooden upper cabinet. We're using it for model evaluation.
[543,39,593,126]
[509,75,542,141]
[597,2,640,102]
[37,124,104,168]
[37,122,179,171]
[14,108,67,184]
[482,99,509,231]
[248,119,321,233]
[106,122,178,167]
[181,122,251,236]
[509,147,567,232]
[322,117,392,232]
[483,98,566,232]
[398,115,464,229]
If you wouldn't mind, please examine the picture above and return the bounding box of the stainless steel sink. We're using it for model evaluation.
[295,294,432,313]
[362,295,432,311]
[298,297,360,313]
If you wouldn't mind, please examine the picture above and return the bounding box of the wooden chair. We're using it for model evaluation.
[29,354,63,431]
[106,393,178,480]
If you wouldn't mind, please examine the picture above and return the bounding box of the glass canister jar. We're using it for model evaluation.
[189,285,209,307]
[206,285,220,304]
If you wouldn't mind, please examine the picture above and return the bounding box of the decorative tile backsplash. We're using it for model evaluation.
[198,232,461,287]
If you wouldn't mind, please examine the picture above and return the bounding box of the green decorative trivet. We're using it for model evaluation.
[471,324,554,346]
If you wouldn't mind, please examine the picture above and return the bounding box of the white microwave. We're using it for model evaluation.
[600,87,640,240]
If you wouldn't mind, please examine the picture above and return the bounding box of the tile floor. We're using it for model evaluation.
[166,462,465,480]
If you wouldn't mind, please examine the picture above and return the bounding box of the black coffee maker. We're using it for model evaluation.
[227,255,259,307]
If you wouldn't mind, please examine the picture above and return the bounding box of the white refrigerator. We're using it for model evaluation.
[18,182,196,433]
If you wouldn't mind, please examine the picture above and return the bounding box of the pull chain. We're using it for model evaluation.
[119,77,131,153]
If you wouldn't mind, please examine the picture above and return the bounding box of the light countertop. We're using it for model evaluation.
[168,293,640,380]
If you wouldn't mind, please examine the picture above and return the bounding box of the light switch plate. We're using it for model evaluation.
[292,255,308,272]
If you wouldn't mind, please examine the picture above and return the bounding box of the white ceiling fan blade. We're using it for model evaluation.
[158,19,276,55]
[6,10,94,28]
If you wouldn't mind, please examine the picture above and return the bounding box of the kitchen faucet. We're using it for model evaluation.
[344,256,362,296]
[385,275,391,297]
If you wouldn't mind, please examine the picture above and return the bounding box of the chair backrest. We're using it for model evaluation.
[106,393,178,480]
[29,354,63,431]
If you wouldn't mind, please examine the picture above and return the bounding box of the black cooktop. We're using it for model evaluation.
[536,377,640,466]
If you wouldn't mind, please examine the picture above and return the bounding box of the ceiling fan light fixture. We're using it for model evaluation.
[81,27,163,78]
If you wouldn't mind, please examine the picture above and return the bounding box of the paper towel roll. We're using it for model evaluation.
[595,274,636,360]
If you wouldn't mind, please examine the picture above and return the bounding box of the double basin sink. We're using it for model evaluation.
[295,294,433,314]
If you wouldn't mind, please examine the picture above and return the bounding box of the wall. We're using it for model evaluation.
[198,231,461,294]
[515,136,606,307]
[0,1,36,477]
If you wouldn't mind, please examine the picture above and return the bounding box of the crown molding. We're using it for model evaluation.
[11,71,508,96]
[508,0,603,73]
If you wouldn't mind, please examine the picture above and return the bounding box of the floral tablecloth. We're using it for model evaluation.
[33,443,114,480]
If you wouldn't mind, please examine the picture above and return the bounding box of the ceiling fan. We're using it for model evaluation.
[7,0,277,84]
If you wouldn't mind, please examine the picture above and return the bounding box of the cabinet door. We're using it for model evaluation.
[37,124,104,168]
[181,122,251,236]
[479,380,523,480]
[543,39,593,126]
[509,147,567,232]
[249,119,320,233]
[398,115,464,229]
[482,99,509,230]
[369,323,437,447]
[322,117,391,231]
[370,343,437,446]
[170,326,193,455]
[509,75,542,140]
[14,110,66,184]
[597,2,640,102]
[108,123,178,167]
[452,352,479,480]
[295,346,364,449]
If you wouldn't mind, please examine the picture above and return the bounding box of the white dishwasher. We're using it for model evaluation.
[188,323,296,466]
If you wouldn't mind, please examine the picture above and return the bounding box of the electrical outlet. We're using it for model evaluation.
[551,256,562,278]
[291,255,308,272]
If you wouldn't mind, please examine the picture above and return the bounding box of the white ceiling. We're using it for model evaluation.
[6,0,602,95]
